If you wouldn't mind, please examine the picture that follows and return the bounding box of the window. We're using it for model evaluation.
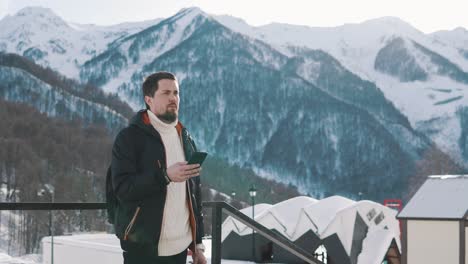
[314,244,328,263]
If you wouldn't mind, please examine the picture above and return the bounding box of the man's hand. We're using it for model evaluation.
[192,248,207,264]
[166,161,201,182]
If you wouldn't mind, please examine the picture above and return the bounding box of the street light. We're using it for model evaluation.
[249,185,257,262]
[38,184,55,264]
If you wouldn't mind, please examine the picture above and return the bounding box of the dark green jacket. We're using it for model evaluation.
[111,110,203,255]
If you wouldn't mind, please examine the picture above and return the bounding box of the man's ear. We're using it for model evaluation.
[144,95,152,106]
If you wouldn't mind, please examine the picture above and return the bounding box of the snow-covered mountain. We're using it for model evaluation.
[80,7,214,101]
[76,7,449,200]
[0,7,161,78]
[215,15,468,167]
[431,27,468,55]
[0,53,129,132]
[1,6,465,200]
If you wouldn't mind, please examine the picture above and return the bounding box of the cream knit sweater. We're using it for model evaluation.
[147,110,192,256]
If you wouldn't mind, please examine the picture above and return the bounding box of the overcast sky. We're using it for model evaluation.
[0,0,467,33]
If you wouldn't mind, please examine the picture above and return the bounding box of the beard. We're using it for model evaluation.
[157,110,178,124]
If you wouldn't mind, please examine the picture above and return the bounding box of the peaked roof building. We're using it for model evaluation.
[222,195,401,264]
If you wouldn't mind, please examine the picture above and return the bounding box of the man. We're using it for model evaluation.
[111,71,207,264]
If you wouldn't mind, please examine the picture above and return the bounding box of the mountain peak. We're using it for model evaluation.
[11,6,69,29]
[15,6,60,19]
[180,6,203,13]
[175,6,207,18]
[157,6,210,29]
[360,16,419,32]
[453,27,468,33]
[365,16,406,23]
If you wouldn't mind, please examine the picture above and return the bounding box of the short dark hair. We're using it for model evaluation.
[142,71,177,109]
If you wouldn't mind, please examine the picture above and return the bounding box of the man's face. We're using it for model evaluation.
[145,79,180,123]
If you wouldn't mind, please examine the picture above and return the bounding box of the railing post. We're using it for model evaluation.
[211,204,222,264]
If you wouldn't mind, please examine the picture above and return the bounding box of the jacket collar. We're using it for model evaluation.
[130,110,184,137]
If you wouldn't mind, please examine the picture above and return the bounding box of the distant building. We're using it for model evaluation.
[398,175,468,264]
[222,196,401,264]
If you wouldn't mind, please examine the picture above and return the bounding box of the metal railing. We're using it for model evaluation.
[0,202,324,264]
[205,201,324,264]
[0,202,104,211]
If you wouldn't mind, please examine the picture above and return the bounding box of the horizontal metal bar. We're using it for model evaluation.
[204,201,324,264]
[2,202,324,263]
[0,201,218,211]
[0,203,106,210]
[0,201,219,211]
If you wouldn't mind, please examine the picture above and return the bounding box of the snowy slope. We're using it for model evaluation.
[4,7,466,166]
[0,7,161,78]
[80,7,211,101]
[4,7,467,167]
[215,15,468,166]
[431,27,468,51]
[215,15,468,74]
[102,7,208,95]
[0,65,128,132]
[1,7,427,201]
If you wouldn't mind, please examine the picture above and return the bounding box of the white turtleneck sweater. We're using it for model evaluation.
[147,110,192,256]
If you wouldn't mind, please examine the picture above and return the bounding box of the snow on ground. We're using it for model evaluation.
[372,73,468,126]
[38,233,263,264]
[0,253,40,264]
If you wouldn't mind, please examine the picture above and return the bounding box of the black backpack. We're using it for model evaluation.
[106,165,117,224]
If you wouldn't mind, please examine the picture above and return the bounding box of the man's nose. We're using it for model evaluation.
[169,94,177,102]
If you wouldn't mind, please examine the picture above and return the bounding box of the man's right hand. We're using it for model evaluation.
[166,161,201,182]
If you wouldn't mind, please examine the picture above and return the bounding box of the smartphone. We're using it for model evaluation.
[187,152,208,165]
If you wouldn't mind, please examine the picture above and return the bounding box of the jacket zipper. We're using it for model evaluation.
[123,207,141,241]
[185,130,198,245]
[186,181,197,245]
[186,131,196,154]
[180,131,197,245]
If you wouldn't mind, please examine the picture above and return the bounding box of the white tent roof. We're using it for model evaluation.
[222,195,401,261]
[398,175,468,219]
[357,228,396,264]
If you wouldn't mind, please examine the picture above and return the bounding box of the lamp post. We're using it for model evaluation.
[38,184,55,264]
[249,185,257,262]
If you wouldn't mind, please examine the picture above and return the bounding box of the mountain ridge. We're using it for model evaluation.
[1,6,466,201]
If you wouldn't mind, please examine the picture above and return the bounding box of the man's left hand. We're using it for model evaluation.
[192,248,207,264]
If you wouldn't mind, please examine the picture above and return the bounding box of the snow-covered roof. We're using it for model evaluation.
[222,195,401,261]
[398,175,468,219]
[357,228,397,264]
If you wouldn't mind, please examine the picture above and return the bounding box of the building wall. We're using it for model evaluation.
[407,220,459,264]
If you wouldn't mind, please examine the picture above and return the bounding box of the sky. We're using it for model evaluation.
[0,0,467,33]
